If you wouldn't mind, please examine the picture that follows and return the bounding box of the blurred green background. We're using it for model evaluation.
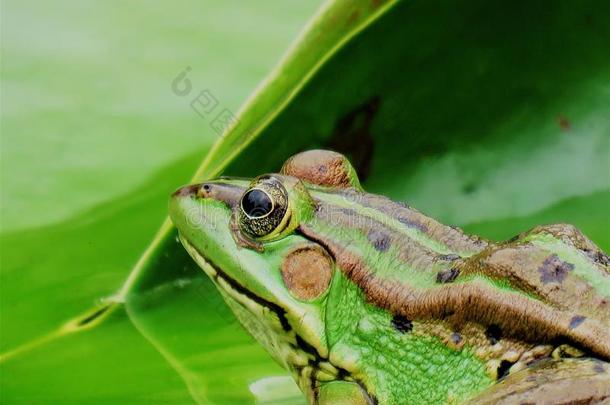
[1,0,321,231]
[2,0,609,403]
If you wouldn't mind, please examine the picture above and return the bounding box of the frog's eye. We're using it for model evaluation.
[238,176,289,240]
[241,189,273,219]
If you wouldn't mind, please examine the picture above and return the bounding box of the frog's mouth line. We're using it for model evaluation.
[179,234,292,330]
[178,234,377,404]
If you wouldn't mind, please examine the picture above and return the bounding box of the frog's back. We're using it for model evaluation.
[303,178,610,357]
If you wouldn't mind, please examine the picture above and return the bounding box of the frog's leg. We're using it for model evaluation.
[459,222,610,332]
[466,358,610,404]
[317,381,374,405]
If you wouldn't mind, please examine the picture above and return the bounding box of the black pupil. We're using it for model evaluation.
[242,189,273,218]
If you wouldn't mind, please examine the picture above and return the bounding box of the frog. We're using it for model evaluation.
[169,150,610,404]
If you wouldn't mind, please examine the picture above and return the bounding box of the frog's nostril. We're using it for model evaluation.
[197,183,212,198]
[173,181,244,205]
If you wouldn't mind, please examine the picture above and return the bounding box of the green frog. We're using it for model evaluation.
[169,150,610,404]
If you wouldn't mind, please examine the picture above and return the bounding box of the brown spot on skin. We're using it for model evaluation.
[326,97,380,181]
[569,315,587,330]
[538,254,574,284]
[281,244,333,301]
[439,254,461,261]
[445,331,465,350]
[397,217,428,233]
[557,115,571,131]
[367,230,391,252]
[391,315,412,333]
[497,360,514,380]
[588,250,610,266]
[436,268,460,283]
[486,324,503,345]
[592,360,606,374]
[397,216,428,233]
[281,150,359,189]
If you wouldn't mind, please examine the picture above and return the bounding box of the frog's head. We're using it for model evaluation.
[169,150,362,390]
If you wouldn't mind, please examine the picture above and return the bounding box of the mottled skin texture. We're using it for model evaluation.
[169,150,610,404]
[466,358,610,405]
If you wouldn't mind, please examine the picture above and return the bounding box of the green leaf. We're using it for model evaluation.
[192,0,400,180]
[0,153,199,354]
[2,308,194,403]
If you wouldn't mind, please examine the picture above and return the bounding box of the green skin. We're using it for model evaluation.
[169,150,610,404]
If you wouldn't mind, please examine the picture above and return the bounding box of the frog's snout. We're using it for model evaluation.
[171,181,246,208]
